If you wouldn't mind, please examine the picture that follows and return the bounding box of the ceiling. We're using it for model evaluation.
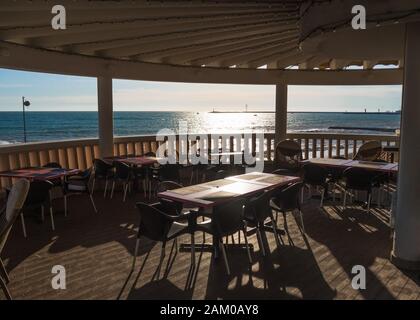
[0,0,419,72]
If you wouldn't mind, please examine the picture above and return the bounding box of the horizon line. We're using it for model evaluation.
[0,110,401,113]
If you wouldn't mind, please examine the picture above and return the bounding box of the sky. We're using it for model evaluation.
[0,68,402,112]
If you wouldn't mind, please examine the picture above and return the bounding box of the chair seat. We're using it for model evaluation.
[67,181,88,192]
[243,198,259,225]
[95,172,114,179]
[269,198,282,212]
[195,218,216,235]
[338,180,372,192]
[166,221,189,240]
[243,215,259,227]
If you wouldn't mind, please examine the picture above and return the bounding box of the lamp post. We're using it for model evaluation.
[22,96,30,143]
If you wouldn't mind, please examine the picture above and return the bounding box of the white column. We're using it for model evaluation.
[391,22,420,270]
[97,76,114,158]
[274,84,288,146]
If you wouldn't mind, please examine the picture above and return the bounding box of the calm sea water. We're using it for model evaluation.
[0,111,400,144]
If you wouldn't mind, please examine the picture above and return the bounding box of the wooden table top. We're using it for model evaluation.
[104,156,160,166]
[158,172,300,208]
[302,158,398,173]
[0,167,80,180]
[302,158,354,168]
[346,160,398,172]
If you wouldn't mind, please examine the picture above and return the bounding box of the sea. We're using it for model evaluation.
[0,111,401,144]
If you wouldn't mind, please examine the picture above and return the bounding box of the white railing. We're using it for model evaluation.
[0,132,399,191]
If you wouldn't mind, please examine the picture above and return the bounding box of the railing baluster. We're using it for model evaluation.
[18,153,28,168]
[320,139,325,158]
[39,150,48,166]
[312,138,317,158]
[67,148,77,169]
[0,154,11,190]
[84,145,93,168]
[58,148,68,168]
[304,139,309,159]
[336,139,341,157]
[29,151,40,167]
[9,153,18,170]
[353,140,357,158]
[344,139,349,159]
[328,139,333,158]
[76,146,86,170]
[49,149,58,164]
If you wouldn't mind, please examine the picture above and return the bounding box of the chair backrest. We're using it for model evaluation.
[159,164,181,183]
[274,139,302,171]
[114,161,132,179]
[0,179,30,252]
[272,182,303,212]
[157,181,184,215]
[212,198,246,237]
[343,167,374,191]
[157,181,183,193]
[135,202,172,242]
[43,162,62,168]
[93,158,113,176]
[246,189,275,222]
[272,168,301,177]
[25,180,53,206]
[354,140,382,161]
[207,169,227,181]
[303,163,328,186]
[144,151,156,157]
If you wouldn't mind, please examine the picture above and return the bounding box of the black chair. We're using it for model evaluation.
[371,159,391,207]
[132,166,149,198]
[327,156,347,202]
[149,164,182,198]
[270,182,305,237]
[195,198,252,275]
[244,189,280,256]
[0,179,30,300]
[274,139,303,173]
[189,148,213,184]
[111,161,134,202]
[92,159,114,197]
[42,163,64,201]
[63,168,97,215]
[156,164,181,183]
[43,162,62,168]
[20,180,55,237]
[144,151,158,188]
[130,151,157,198]
[156,181,184,216]
[302,163,329,207]
[353,140,382,161]
[131,202,192,277]
[205,168,228,181]
[341,167,375,212]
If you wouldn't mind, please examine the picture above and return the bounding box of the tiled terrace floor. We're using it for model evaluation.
[1,187,419,300]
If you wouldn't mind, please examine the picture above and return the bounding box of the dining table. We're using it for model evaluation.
[158,171,300,209]
[158,171,301,257]
[104,155,160,167]
[0,167,80,181]
[302,158,398,174]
